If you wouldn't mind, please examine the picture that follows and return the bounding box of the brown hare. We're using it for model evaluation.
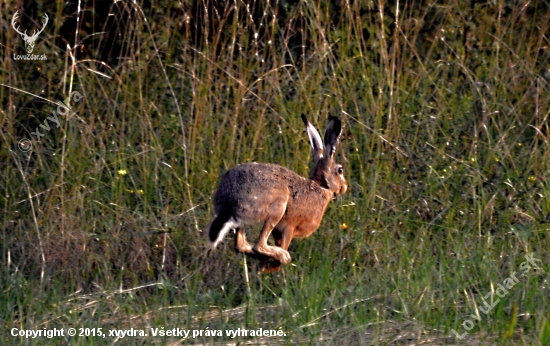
[206,115,347,273]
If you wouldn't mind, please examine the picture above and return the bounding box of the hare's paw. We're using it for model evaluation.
[276,248,292,264]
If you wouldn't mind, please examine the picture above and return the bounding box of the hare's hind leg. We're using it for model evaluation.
[258,229,284,273]
[253,200,292,265]
[235,228,254,254]
[258,228,294,273]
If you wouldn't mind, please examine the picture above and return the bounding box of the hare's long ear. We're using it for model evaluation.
[324,116,342,158]
[301,114,324,161]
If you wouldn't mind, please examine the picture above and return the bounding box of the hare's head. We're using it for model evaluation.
[302,115,347,197]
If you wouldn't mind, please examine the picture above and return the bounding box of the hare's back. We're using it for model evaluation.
[213,162,302,213]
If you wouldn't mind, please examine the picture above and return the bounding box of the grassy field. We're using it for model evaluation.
[1,0,550,344]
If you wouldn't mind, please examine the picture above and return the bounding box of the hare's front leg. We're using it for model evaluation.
[253,201,292,264]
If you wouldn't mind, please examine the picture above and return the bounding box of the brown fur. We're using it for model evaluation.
[207,116,347,273]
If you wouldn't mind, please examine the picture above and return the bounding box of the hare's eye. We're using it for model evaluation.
[337,166,343,175]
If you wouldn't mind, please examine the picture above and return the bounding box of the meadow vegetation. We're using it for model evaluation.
[1,0,550,344]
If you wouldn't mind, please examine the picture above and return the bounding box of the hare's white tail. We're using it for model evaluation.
[207,214,239,248]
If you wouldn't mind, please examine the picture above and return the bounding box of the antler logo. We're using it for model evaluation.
[11,11,48,54]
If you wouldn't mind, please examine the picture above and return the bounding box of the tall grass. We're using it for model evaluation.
[1,0,549,344]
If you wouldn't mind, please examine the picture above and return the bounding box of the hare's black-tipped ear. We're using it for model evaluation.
[324,116,342,157]
[302,114,324,160]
